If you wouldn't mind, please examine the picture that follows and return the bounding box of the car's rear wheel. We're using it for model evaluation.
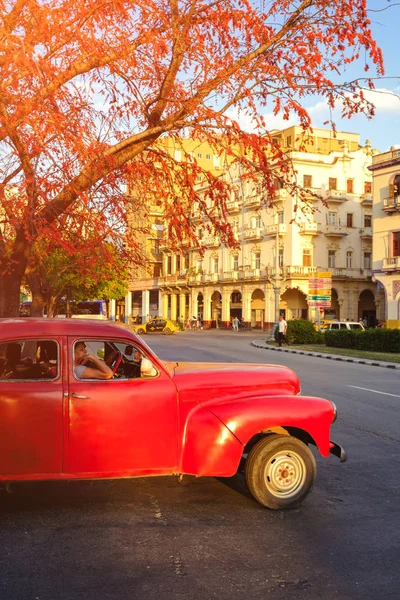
[137,328,145,335]
[245,434,316,509]
[164,327,172,335]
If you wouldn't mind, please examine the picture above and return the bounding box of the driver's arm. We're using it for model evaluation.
[79,355,113,380]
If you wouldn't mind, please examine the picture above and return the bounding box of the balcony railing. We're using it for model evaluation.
[331,267,371,278]
[383,197,400,213]
[223,271,239,281]
[324,223,348,237]
[299,222,320,235]
[244,227,262,240]
[226,200,241,213]
[244,196,261,209]
[201,235,220,248]
[265,223,287,236]
[270,189,287,202]
[284,265,317,278]
[204,272,220,282]
[359,227,372,239]
[325,190,348,203]
[382,257,400,271]
[360,194,373,207]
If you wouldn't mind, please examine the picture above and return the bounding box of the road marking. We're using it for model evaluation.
[347,385,400,399]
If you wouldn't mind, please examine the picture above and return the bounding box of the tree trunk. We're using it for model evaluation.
[0,271,24,317]
[25,265,47,317]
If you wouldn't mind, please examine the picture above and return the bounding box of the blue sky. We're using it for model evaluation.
[231,1,400,152]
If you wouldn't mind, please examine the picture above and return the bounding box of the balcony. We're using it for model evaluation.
[324,223,348,237]
[158,273,188,287]
[299,221,320,236]
[360,194,373,207]
[264,223,287,237]
[331,267,371,279]
[270,189,288,203]
[159,240,170,251]
[226,200,241,214]
[223,271,239,281]
[382,257,400,271]
[284,265,317,278]
[359,227,372,240]
[244,196,261,209]
[244,226,262,240]
[187,272,204,284]
[325,190,348,203]
[383,197,400,213]
[201,235,220,248]
[205,272,220,283]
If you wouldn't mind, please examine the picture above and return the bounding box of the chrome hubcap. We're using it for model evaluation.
[264,450,306,498]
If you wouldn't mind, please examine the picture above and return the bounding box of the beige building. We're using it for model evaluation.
[369,147,400,329]
[128,127,384,328]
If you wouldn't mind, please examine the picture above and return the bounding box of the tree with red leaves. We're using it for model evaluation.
[0,0,383,316]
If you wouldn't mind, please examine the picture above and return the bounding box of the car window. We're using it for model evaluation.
[0,339,59,381]
[349,324,362,330]
[72,339,158,381]
[340,323,347,329]
[331,324,339,329]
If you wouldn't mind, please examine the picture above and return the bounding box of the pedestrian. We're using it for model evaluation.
[362,317,368,328]
[232,316,239,332]
[197,315,203,330]
[277,315,289,347]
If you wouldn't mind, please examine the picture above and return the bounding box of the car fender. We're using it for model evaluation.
[180,404,244,477]
[207,395,335,458]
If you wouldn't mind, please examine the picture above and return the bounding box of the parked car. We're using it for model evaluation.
[0,319,345,509]
[132,317,179,335]
[322,321,365,332]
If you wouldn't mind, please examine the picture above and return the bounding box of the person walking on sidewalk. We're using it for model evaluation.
[232,316,239,332]
[277,315,289,347]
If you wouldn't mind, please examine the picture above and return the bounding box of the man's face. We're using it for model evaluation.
[75,343,87,362]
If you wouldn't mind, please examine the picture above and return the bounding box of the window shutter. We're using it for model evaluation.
[389,184,395,197]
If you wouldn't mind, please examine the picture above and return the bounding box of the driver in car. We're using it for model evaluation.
[74,342,113,380]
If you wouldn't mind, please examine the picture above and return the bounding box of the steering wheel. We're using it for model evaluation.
[105,350,124,374]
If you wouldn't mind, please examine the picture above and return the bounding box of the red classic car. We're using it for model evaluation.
[0,319,345,509]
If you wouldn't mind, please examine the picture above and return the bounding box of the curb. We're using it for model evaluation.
[251,341,399,370]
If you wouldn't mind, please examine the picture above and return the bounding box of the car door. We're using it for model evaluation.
[147,320,158,333]
[156,319,167,332]
[67,337,178,475]
[0,337,64,477]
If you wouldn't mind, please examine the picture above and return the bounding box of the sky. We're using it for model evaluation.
[231,0,400,153]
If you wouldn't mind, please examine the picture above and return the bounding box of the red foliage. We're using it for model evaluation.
[0,0,383,314]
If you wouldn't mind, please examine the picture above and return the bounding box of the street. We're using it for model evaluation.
[1,330,399,600]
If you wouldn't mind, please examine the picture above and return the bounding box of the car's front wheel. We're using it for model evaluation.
[136,328,146,335]
[245,434,316,509]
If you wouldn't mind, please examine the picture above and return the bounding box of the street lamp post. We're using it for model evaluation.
[272,226,282,322]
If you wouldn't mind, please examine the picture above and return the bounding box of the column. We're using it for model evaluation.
[179,293,186,321]
[124,291,132,324]
[158,290,163,317]
[170,293,178,321]
[171,254,177,274]
[109,299,116,321]
[242,287,252,328]
[191,291,198,322]
[162,293,169,318]
[142,289,150,322]
[221,289,231,329]
[264,284,273,330]
[203,288,212,327]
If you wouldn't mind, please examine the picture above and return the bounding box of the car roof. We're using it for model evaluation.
[0,318,137,342]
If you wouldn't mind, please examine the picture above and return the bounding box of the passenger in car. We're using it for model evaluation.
[74,342,113,380]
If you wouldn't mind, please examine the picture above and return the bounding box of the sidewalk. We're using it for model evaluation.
[251,339,400,370]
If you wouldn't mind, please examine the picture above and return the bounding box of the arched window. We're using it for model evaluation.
[394,174,400,197]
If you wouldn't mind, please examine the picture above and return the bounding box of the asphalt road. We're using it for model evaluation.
[1,330,399,600]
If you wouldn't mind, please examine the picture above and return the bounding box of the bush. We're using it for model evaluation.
[286,319,324,345]
[325,328,400,353]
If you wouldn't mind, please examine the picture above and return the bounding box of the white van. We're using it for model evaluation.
[323,321,365,331]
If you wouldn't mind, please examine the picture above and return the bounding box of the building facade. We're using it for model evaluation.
[128,127,384,328]
[369,147,400,329]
